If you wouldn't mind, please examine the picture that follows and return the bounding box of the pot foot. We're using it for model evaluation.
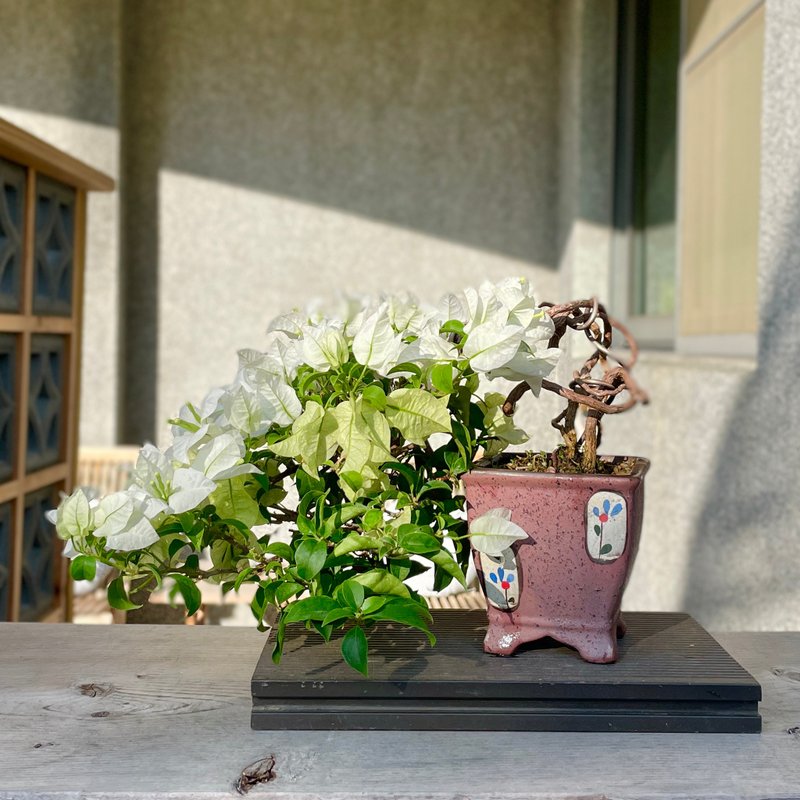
[483,627,526,655]
[574,631,618,664]
[483,620,621,663]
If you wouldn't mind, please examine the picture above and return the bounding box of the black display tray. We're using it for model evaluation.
[251,610,761,733]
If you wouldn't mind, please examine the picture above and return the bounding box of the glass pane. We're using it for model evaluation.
[0,502,12,621]
[0,158,25,313]
[33,176,75,316]
[20,485,59,621]
[630,0,680,318]
[0,334,15,481]
[27,334,66,471]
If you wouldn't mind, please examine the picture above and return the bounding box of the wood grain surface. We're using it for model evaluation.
[0,623,798,799]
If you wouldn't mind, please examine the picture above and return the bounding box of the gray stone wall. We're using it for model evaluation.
[118,0,565,442]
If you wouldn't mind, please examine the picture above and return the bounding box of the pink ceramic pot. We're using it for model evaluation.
[462,458,649,663]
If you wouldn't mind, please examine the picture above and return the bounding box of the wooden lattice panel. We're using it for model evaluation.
[0,118,113,621]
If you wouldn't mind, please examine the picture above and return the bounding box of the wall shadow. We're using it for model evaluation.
[681,191,800,629]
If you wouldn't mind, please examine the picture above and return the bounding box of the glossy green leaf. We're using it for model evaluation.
[281,595,339,625]
[333,533,380,556]
[352,569,410,598]
[107,576,141,611]
[430,363,454,395]
[362,384,387,410]
[428,548,468,589]
[360,595,389,616]
[335,579,365,611]
[295,539,328,581]
[399,529,441,555]
[341,626,369,676]
[172,574,202,616]
[321,607,354,627]
[69,555,96,582]
[210,477,263,529]
[370,599,435,645]
[275,581,305,604]
[264,541,293,561]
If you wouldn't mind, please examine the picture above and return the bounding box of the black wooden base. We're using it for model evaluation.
[251,610,761,733]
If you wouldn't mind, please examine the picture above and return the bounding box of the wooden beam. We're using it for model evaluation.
[8,166,36,620]
[0,314,75,333]
[0,118,115,193]
[60,189,88,623]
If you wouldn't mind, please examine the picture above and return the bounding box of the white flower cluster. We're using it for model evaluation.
[54,277,559,552]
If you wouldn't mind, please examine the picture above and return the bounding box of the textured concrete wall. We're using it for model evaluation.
[608,0,800,631]
[0,0,121,447]
[118,0,564,442]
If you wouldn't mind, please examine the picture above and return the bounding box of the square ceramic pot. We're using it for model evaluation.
[463,457,650,663]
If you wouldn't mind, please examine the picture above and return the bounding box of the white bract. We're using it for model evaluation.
[53,277,562,572]
[468,508,530,556]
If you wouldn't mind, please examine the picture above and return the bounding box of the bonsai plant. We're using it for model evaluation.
[464,299,649,663]
[52,279,645,673]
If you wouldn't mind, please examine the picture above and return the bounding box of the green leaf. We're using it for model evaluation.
[382,462,422,494]
[600,543,613,555]
[417,480,454,500]
[334,533,380,556]
[341,626,369,676]
[107,576,142,611]
[172,574,202,616]
[361,508,384,530]
[184,553,201,572]
[430,363,455,395]
[362,384,387,410]
[352,569,410,598]
[360,595,389,615]
[234,566,255,592]
[321,607,354,627]
[322,503,369,537]
[370,599,435,645]
[440,319,465,336]
[264,541,293,561]
[275,581,305,604]
[281,595,339,625]
[340,470,363,493]
[335,579,365,611]
[69,555,97,582]
[387,362,422,379]
[444,450,467,475]
[385,388,452,445]
[399,528,441,555]
[168,538,188,561]
[210,477,263,528]
[428,548,468,589]
[295,539,328,581]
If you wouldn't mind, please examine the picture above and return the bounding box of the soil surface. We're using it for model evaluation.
[482,448,638,476]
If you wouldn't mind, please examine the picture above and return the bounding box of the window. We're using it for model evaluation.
[613,0,764,357]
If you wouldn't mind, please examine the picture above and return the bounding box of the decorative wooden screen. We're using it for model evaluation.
[0,119,113,621]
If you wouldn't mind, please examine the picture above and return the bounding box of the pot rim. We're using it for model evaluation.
[463,455,650,483]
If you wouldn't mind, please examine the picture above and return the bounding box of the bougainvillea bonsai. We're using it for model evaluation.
[53,279,645,673]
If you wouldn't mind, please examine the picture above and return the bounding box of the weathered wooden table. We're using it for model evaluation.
[0,623,798,799]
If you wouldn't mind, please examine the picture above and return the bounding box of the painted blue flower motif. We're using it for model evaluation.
[489,566,514,591]
[592,497,623,524]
